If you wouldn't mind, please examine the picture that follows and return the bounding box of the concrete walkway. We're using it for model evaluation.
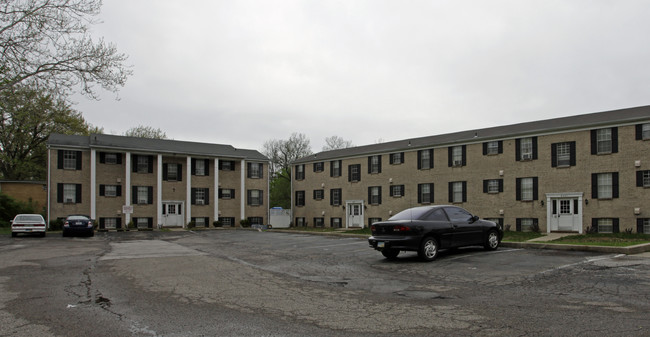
[527,232,575,242]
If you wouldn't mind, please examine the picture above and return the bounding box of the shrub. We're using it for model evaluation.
[239,219,251,228]
[49,219,63,231]
[187,221,196,229]
[213,220,223,227]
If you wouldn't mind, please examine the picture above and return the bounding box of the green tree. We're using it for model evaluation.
[262,133,312,209]
[124,125,168,139]
[269,168,291,209]
[0,192,37,227]
[0,86,98,180]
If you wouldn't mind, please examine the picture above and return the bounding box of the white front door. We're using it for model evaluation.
[346,201,364,228]
[549,197,581,232]
[162,202,184,227]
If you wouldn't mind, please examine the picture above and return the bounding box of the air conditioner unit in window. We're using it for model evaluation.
[196,200,204,205]
[139,199,147,204]
[65,198,73,203]
[522,154,532,160]
[454,160,463,166]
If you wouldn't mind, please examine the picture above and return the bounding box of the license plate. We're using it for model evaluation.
[75,221,82,225]
[25,229,32,232]
[377,242,385,248]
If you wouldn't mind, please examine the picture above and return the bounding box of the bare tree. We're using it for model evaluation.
[262,132,312,180]
[0,0,131,99]
[124,125,167,139]
[322,135,353,151]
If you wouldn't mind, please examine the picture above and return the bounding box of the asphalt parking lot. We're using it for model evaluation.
[1,229,649,336]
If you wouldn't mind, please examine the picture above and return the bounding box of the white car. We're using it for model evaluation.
[11,214,47,237]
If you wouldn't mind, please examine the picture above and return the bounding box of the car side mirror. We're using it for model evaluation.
[470,215,479,223]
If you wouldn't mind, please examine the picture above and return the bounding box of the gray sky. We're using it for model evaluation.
[76,0,650,152]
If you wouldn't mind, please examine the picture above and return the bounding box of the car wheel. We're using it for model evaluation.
[381,249,400,260]
[484,230,500,251]
[418,237,439,261]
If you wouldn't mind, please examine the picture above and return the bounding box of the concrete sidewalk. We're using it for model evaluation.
[527,232,575,242]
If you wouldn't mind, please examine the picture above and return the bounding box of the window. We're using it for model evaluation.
[390,152,404,164]
[331,217,342,228]
[483,141,502,155]
[99,185,121,197]
[368,186,382,205]
[136,217,151,229]
[64,150,77,169]
[193,217,207,227]
[592,172,619,199]
[136,186,150,204]
[348,164,361,182]
[192,188,209,205]
[219,188,235,199]
[368,155,381,174]
[637,170,650,188]
[483,179,503,194]
[295,164,305,180]
[330,188,342,206]
[418,149,434,169]
[313,189,324,200]
[247,190,263,206]
[418,183,434,204]
[448,145,465,167]
[248,163,263,178]
[134,155,153,174]
[100,218,119,230]
[100,152,120,165]
[314,217,324,227]
[313,162,324,172]
[330,160,341,177]
[219,160,235,171]
[552,142,576,167]
[591,128,618,154]
[219,217,235,226]
[192,159,208,176]
[517,218,538,232]
[449,181,466,203]
[248,217,263,226]
[593,218,619,234]
[389,185,405,197]
[295,217,306,227]
[64,184,77,203]
[368,218,382,226]
[295,191,305,206]
[164,163,181,181]
[516,177,538,201]
[636,123,650,140]
[638,218,650,234]
[516,137,537,161]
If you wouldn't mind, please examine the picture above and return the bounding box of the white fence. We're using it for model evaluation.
[269,208,291,228]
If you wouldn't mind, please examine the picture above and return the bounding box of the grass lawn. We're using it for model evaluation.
[550,233,650,247]
[0,227,10,235]
[502,231,544,242]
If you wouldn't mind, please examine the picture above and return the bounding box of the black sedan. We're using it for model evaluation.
[368,205,503,261]
[62,215,95,237]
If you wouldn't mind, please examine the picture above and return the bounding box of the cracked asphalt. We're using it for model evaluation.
[1,229,649,336]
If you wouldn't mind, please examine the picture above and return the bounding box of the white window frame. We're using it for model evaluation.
[195,160,205,176]
[136,218,149,229]
[105,153,118,165]
[556,142,571,167]
[420,150,431,169]
[643,123,650,140]
[521,178,533,201]
[167,164,178,181]
[314,189,324,200]
[391,185,403,197]
[63,184,76,203]
[137,186,149,204]
[520,218,534,232]
[195,217,206,227]
[331,161,341,177]
[250,190,261,206]
[520,138,533,160]
[390,153,402,164]
[597,128,612,154]
[487,180,500,194]
[644,171,650,187]
[105,185,117,197]
[104,218,117,229]
[350,165,360,181]
[250,163,261,178]
[137,156,149,173]
[452,146,463,166]
[597,218,613,233]
[420,184,431,204]
[370,186,380,205]
[331,189,341,205]
[195,188,206,205]
[644,219,650,234]
[597,173,613,199]
[370,156,380,174]
[452,182,463,203]
[63,150,77,170]
[486,141,499,155]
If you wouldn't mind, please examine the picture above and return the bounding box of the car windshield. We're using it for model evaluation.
[388,207,435,221]
[15,215,43,222]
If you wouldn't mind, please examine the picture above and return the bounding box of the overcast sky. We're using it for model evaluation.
[76,0,650,153]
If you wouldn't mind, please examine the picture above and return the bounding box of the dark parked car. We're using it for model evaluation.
[368,205,503,261]
[63,215,95,237]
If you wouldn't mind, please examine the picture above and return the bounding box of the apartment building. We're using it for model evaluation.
[292,105,650,234]
[47,134,269,229]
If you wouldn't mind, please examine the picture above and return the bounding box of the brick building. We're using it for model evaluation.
[292,106,650,234]
[47,134,269,229]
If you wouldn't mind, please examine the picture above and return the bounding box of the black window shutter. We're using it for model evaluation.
[100,152,106,163]
[532,137,538,160]
[75,151,82,170]
[448,182,453,203]
[570,141,576,166]
[205,188,210,205]
[636,124,643,140]
[191,159,196,175]
[57,150,64,169]
[231,189,235,199]
[132,155,138,172]
[259,163,263,178]
[612,172,619,198]
[218,188,223,198]
[533,177,539,201]
[400,185,405,196]
[260,191,263,205]
[205,159,210,176]
[178,164,182,181]
[516,178,522,200]
[417,184,422,203]
[611,127,618,153]
[116,185,122,197]
[367,187,372,203]
[247,163,252,178]
[378,186,382,204]
[516,218,522,232]
[99,185,105,196]
[147,156,154,173]
[552,200,557,215]
[591,173,598,199]
[75,184,82,203]
[57,183,63,203]
[132,186,137,202]
[348,165,352,182]
[613,218,620,233]
[378,156,382,173]
[498,141,503,154]
[116,218,122,229]
[482,142,488,155]
[551,143,557,167]
[483,180,488,193]
[515,139,521,161]
[638,171,645,187]
[462,145,467,166]
[429,149,434,168]
[162,164,168,180]
[417,151,422,169]
[330,162,334,177]
[590,130,597,155]
[592,218,599,233]
[574,199,579,214]
[147,187,153,204]
[367,157,372,173]
[247,190,252,205]
[448,147,453,167]
[462,181,467,202]
[499,179,504,192]
[389,186,394,197]
[191,188,196,205]
[638,218,645,234]
[117,153,123,164]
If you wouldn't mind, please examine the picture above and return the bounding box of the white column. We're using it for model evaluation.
[214,158,219,223]
[90,149,96,220]
[186,156,192,226]
[125,152,131,225]
[158,154,163,228]
[240,159,246,221]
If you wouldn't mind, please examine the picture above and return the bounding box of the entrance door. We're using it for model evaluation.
[162,202,184,227]
[551,199,579,231]
[346,202,364,228]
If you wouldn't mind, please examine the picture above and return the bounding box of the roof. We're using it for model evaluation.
[47,134,268,161]
[295,105,650,164]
